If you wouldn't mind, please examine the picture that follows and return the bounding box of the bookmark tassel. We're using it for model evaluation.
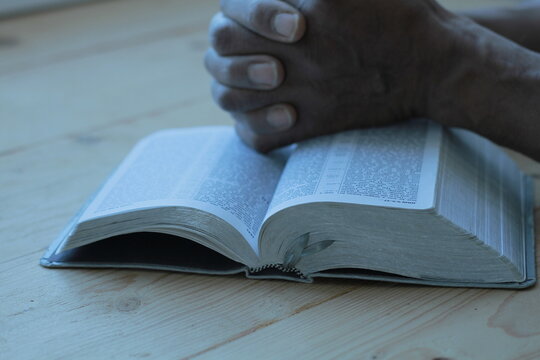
[283,233,336,268]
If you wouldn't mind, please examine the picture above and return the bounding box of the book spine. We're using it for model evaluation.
[249,264,307,280]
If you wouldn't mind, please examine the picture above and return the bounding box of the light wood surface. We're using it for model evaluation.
[1,1,539,359]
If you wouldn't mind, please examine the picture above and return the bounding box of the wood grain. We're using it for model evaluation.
[1,0,538,359]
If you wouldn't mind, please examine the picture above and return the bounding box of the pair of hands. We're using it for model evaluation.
[205,0,458,152]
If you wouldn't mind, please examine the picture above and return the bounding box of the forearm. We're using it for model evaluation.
[429,16,540,161]
[462,0,540,53]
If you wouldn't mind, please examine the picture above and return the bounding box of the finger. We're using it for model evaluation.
[233,104,296,135]
[211,80,278,112]
[204,48,284,90]
[220,0,306,43]
[209,12,286,56]
[235,119,300,153]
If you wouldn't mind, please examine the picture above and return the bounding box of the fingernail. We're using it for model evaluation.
[272,13,299,40]
[248,62,278,87]
[267,106,294,130]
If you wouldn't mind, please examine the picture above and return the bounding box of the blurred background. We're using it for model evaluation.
[0,0,91,17]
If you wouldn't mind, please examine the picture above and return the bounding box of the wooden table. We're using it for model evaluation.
[2,1,539,359]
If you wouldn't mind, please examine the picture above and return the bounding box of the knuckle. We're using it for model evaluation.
[203,50,214,72]
[244,133,270,153]
[213,85,238,112]
[209,18,234,54]
[235,123,271,153]
[205,53,232,82]
[216,58,235,83]
[247,0,272,30]
[250,137,272,153]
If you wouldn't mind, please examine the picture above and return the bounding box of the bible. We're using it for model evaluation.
[41,120,536,288]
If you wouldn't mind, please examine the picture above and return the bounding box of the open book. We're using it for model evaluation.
[41,120,536,288]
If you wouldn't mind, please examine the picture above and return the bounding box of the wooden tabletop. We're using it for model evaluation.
[2,0,539,359]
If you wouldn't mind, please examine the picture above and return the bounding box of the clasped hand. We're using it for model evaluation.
[205,0,456,152]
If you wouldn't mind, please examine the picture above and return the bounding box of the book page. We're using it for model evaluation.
[266,120,442,218]
[436,127,528,272]
[80,127,286,253]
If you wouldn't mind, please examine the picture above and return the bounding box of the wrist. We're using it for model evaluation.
[427,16,540,158]
[461,4,540,53]
[459,7,513,30]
